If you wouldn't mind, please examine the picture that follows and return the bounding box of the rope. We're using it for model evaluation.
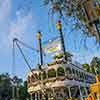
[16,38,46,56]
[13,38,57,99]
[15,38,39,52]
[15,41,32,72]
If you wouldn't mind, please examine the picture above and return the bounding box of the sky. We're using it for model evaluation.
[0,0,100,79]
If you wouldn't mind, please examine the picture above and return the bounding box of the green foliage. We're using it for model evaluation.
[43,0,85,25]
[19,81,30,100]
[0,73,12,99]
[57,67,65,76]
[90,57,100,74]
[13,76,23,86]
[53,52,72,60]
[43,0,100,40]
[82,64,91,72]
[48,69,56,78]
[0,73,30,100]
[82,57,100,74]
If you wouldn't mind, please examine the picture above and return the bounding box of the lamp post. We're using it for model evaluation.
[56,20,67,61]
[36,31,43,69]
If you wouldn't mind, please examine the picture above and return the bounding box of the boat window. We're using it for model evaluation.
[72,68,75,74]
[57,67,65,76]
[28,76,30,83]
[82,72,85,80]
[84,74,87,80]
[31,75,35,82]
[38,71,47,80]
[79,71,81,78]
[64,87,69,98]
[80,72,83,79]
[76,70,78,76]
[70,86,81,99]
[32,93,35,100]
[48,68,56,78]
[39,72,42,80]
[66,67,72,74]
[83,73,85,80]
[34,73,38,80]
[42,71,47,80]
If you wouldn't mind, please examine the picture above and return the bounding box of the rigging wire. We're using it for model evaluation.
[15,40,32,72]
[12,39,16,77]
[15,38,46,56]
[12,39,16,99]
[16,42,50,95]
[12,38,49,98]
[14,38,39,52]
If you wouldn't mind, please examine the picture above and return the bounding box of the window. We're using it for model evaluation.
[48,69,56,78]
[39,72,42,80]
[66,67,72,75]
[34,74,38,80]
[42,71,47,80]
[31,75,35,82]
[28,76,30,83]
[57,67,65,76]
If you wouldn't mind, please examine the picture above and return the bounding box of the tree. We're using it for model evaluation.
[12,76,31,100]
[0,73,12,100]
[19,81,30,100]
[53,52,72,61]
[82,64,91,72]
[43,0,100,41]
[90,57,100,74]
[82,57,100,74]
[44,0,86,30]
[0,73,30,100]
[13,76,23,86]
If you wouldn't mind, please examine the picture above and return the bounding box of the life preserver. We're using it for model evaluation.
[86,94,95,100]
[88,96,93,100]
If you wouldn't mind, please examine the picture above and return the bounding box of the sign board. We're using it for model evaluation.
[43,38,62,55]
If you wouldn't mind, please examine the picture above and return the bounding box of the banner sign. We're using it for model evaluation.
[43,38,62,54]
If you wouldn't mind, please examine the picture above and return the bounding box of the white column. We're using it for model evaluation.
[31,93,35,100]
[35,93,37,100]
[68,86,71,98]
[30,93,33,100]
[84,87,88,97]
[52,87,55,98]
[79,86,83,100]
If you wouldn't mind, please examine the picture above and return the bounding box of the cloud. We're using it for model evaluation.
[8,11,33,46]
[73,50,100,64]
[0,0,11,22]
[0,0,11,50]
[0,0,36,76]
[0,0,34,52]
